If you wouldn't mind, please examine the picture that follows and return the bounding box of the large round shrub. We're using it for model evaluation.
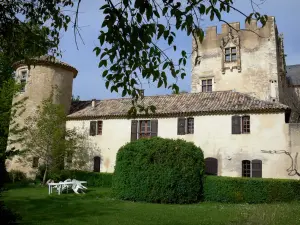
[113,137,204,204]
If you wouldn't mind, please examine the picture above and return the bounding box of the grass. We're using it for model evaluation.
[2,187,300,225]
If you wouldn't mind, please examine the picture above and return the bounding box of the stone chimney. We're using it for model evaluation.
[92,99,96,108]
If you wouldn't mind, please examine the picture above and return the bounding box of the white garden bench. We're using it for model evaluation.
[48,179,87,195]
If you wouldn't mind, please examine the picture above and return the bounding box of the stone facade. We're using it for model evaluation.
[6,59,77,174]
[191,17,284,103]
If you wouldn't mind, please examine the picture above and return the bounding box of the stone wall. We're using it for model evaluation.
[6,64,75,175]
[191,17,283,102]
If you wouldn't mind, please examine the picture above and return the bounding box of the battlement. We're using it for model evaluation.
[204,16,276,39]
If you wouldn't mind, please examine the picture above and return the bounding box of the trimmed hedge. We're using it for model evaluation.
[113,137,205,204]
[48,170,113,187]
[204,175,300,203]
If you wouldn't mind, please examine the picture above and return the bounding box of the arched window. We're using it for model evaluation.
[93,156,101,172]
[242,159,262,178]
[205,157,218,175]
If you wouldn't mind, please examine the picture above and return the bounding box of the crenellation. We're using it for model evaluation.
[245,19,258,31]
[205,26,217,39]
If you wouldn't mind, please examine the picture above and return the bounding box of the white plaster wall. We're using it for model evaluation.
[66,112,291,178]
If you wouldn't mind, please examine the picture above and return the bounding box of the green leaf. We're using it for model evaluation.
[137,13,142,23]
[153,10,160,18]
[122,89,127,97]
[181,73,186,79]
[99,34,105,46]
[102,70,108,77]
[162,7,168,16]
[173,45,177,51]
[168,36,174,45]
[163,62,169,70]
[158,79,163,88]
[99,60,107,67]
[199,4,206,14]
[105,81,110,89]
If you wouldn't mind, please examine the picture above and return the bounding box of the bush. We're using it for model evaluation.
[8,170,26,183]
[113,137,205,204]
[204,176,300,203]
[48,170,112,187]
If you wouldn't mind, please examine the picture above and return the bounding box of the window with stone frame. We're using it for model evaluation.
[201,79,212,92]
[225,47,237,62]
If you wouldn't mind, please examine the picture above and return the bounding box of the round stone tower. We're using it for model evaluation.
[6,55,78,174]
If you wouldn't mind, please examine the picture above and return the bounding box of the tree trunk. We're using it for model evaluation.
[42,164,48,185]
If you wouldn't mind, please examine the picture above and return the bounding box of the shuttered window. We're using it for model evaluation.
[90,121,96,136]
[90,120,103,136]
[178,118,186,135]
[131,120,158,141]
[178,117,194,135]
[232,115,250,134]
[205,158,218,175]
[242,159,262,178]
[251,160,262,178]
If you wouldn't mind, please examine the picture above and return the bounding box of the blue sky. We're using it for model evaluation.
[59,0,300,100]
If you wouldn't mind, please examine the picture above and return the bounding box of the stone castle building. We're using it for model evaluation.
[7,17,300,179]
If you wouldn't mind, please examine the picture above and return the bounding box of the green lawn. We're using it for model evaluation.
[2,187,300,225]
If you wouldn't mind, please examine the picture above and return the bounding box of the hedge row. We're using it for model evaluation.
[204,175,300,203]
[49,170,113,187]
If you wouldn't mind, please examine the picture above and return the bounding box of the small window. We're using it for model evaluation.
[19,70,28,92]
[201,79,212,92]
[89,120,103,136]
[32,157,39,168]
[242,160,251,177]
[225,47,237,62]
[242,116,250,134]
[187,118,194,134]
[139,120,151,139]
[242,160,262,178]
[178,117,194,135]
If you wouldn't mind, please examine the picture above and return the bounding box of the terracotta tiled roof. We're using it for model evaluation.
[13,55,78,77]
[67,91,289,119]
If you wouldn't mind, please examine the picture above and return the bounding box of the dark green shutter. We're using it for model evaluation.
[151,120,158,137]
[232,115,241,134]
[131,120,138,141]
[252,160,262,178]
[90,121,96,136]
[178,118,186,135]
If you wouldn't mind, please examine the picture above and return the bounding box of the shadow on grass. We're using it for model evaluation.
[3,188,118,224]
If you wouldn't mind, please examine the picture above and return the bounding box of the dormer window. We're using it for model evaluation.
[19,70,28,92]
[225,47,237,62]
